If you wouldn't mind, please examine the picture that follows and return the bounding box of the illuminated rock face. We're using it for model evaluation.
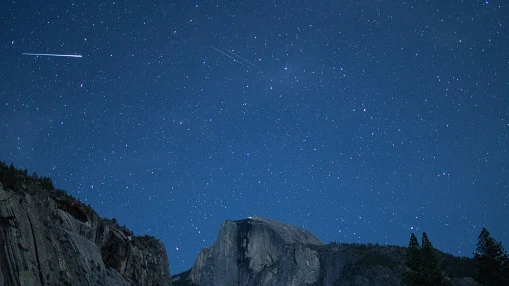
[189,216,323,286]
[0,182,172,286]
[184,216,479,286]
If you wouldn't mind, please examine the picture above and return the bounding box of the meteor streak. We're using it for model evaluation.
[211,46,243,65]
[22,53,82,58]
[224,49,256,67]
[211,46,258,68]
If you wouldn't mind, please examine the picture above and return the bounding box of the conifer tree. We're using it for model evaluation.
[420,232,448,285]
[474,228,509,285]
[405,233,424,285]
[3,164,18,189]
[405,232,450,285]
[407,233,420,271]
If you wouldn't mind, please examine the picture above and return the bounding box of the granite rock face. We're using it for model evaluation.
[183,217,478,286]
[0,181,171,286]
[190,216,323,286]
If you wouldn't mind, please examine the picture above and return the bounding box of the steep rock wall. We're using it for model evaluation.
[190,216,323,286]
[184,217,478,286]
[0,181,171,286]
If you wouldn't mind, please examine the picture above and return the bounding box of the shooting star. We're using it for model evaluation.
[224,48,257,67]
[211,46,243,65]
[22,53,82,58]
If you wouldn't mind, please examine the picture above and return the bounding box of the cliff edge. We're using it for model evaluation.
[0,177,172,286]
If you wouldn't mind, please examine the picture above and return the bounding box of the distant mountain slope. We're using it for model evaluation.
[173,217,477,286]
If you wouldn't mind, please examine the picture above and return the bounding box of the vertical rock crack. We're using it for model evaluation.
[20,202,45,285]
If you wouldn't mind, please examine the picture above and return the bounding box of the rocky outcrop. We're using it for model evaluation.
[182,217,478,286]
[0,181,171,286]
[190,216,323,286]
[317,243,407,286]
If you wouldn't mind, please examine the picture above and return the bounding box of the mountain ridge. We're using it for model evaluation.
[0,161,480,285]
[173,217,478,286]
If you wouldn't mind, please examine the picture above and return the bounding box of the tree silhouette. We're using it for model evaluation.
[405,232,450,285]
[2,164,18,189]
[39,176,55,190]
[407,233,421,271]
[405,233,424,285]
[474,228,509,285]
[420,232,449,285]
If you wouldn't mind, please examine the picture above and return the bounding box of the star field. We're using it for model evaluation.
[1,1,508,274]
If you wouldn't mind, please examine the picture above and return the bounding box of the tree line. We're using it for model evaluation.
[0,161,73,201]
[0,161,55,191]
[405,228,509,285]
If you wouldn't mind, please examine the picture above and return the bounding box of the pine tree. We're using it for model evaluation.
[405,233,424,285]
[39,177,55,190]
[421,232,449,285]
[405,232,450,285]
[3,164,18,189]
[474,228,509,285]
[407,233,420,271]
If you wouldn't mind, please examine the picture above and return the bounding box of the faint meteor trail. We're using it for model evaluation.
[211,46,243,65]
[22,53,82,58]
[224,48,257,67]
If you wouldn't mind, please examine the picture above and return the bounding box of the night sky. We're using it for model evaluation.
[1,0,508,274]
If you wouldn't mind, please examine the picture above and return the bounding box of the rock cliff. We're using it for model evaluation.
[0,180,172,286]
[177,217,477,286]
[189,216,323,286]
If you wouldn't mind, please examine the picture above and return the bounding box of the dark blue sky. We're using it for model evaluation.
[1,0,508,274]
